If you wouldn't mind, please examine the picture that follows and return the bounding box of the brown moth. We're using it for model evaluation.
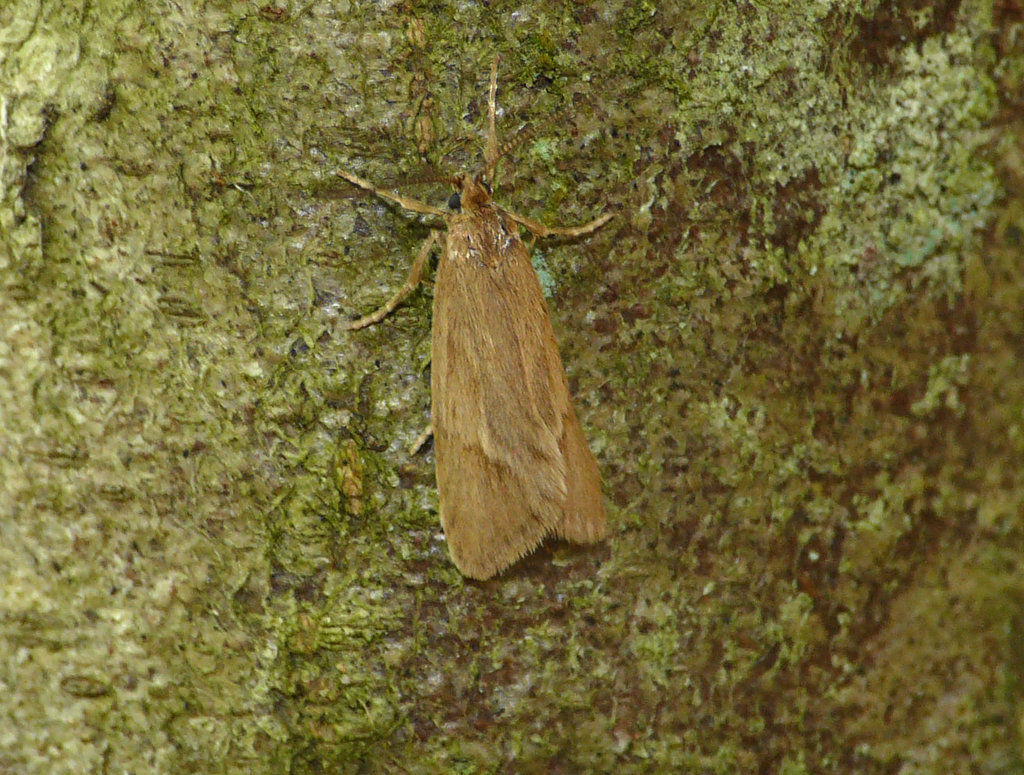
[340,57,609,580]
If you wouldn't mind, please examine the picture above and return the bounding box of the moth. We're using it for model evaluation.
[340,58,610,580]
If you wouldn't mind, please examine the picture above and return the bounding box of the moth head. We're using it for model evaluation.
[449,173,492,213]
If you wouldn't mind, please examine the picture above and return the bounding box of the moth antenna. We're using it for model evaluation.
[482,95,581,183]
[438,137,469,169]
[485,54,499,169]
[399,169,451,188]
[483,120,542,179]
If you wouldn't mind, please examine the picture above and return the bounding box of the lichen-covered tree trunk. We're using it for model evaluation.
[2,0,1021,773]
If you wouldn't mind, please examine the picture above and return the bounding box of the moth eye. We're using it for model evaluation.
[482,179,492,194]
[447,192,462,212]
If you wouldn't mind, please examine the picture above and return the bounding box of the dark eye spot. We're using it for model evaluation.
[447,193,461,211]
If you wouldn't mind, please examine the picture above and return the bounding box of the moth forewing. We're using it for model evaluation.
[341,61,609,580]
[431,199,606,579]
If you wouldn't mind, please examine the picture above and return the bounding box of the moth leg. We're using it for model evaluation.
[409,423,433,455]
[337,170,448,218]
[507,209,613,239]
[347,231,440,330]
